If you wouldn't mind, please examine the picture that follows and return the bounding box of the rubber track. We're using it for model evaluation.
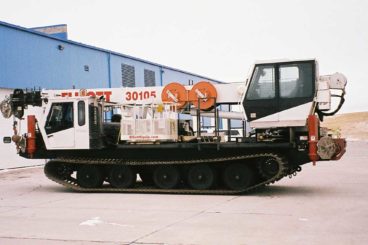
[44,153,289,195]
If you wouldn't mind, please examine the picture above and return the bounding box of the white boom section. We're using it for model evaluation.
[43,83,244,105]
[316,73,347,111]
[190,110,244,120]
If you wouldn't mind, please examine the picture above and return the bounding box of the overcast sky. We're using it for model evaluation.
[1,0,367,113]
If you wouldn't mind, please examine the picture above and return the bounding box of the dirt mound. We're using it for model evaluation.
[321,112,368,141]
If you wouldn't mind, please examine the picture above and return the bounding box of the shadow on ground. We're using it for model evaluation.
[254,185,336,197]
[40,183,336,198]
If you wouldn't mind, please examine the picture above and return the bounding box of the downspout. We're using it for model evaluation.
[107,52,112,88]
[160,66,163,86]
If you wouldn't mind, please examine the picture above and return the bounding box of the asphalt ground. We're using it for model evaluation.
[0,141,367,245]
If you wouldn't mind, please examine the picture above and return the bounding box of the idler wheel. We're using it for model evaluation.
[258,157,280,179]
[187,164,216,190]
[223,164,254,190]
[109,165,136,188]
[56,164,73,179]
[77,165,104,188]
[153,165,180,189]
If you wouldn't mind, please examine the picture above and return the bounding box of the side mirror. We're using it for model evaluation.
[3,137,11,144]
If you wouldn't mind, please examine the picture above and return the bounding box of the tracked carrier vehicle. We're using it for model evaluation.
[1,59,347,194]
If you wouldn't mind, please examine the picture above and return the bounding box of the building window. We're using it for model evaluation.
[121,64,135,87]
[144,69,156,87]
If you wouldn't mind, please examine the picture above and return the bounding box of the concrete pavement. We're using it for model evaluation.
[0,141,367,244]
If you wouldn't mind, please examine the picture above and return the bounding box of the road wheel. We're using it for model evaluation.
[153,165,180,189]
[56,163,73,179]
[223,164,254,190]
[258,157,279,179]
[187,164,216,190]
[109,165,136,188]
[77,165,104,188]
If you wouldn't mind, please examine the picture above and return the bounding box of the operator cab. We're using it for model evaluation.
[41,97,104,150]
[243,59,316,128]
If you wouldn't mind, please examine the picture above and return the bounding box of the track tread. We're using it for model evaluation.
[44,153,289,195]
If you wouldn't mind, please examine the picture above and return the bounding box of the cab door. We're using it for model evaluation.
[44,102,75,149]
[277,61,315,123]
[243,64,278,124]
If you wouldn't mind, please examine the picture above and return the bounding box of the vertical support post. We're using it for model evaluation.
[242,120,246,139]
[196,98,202,151]
[215,103,218,138]
[214,100,220,150]
[197,98,201,138]
[227,118,231,142]
[289,127,295,145]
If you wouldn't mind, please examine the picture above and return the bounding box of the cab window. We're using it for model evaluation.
[246,66,275,100]
[45,102,74,134]
[78,101,86,126]
[279,63,313,98]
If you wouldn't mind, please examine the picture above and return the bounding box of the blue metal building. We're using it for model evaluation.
[0,20,223,90]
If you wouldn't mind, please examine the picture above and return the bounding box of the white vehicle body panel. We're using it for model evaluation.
[250,102,313,128]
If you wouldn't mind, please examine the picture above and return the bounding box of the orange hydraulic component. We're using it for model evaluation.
[188,81,217,110]
[308,114,320,165]
[161,82,187,109]
[26,115,37,158]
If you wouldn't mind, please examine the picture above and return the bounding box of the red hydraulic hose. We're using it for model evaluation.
[26,115,37,158]
[308,115,320,165]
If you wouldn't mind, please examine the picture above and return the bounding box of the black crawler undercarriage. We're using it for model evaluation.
[24,142,310,194]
